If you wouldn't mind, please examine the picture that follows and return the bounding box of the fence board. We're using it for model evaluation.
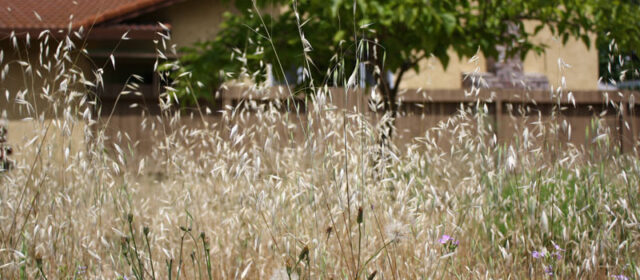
[97,86,640,154]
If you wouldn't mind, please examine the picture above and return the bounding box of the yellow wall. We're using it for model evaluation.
[0,41,90,165]
[522,23,599,91]
[148,0,279,47]
[5,119,86,166]
[400,50,488,90]
[397,21,598,90]
[151,0,235,47]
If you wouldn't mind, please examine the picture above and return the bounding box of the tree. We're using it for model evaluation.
[167,0,640,137]
[596,1,640,85]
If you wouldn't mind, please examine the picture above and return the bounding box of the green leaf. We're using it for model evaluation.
[441,13,456,35]
[534,24,545,35]
[581,34,591,49]
[440,54,450,70]
[331,0,343,18]
[562,33,570,45]
[333,30,346,43]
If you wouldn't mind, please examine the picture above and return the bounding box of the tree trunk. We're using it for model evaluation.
[373,65,404,170]
[378,72,398,144]
[369,48,414,167]
[376,61,409,143]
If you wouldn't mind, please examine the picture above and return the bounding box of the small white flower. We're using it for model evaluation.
[385,221,407,243]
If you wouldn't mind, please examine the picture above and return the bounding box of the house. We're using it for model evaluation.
[0,0,600,95]
[0,0,615,156]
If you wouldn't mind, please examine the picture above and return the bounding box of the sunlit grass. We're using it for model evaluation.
[0,14,639,280]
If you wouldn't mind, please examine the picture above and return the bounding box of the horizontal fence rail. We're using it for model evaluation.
[95,86,640,153]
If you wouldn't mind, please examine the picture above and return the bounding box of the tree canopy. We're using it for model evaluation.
[166,0,640,111]
[597,1,640,84]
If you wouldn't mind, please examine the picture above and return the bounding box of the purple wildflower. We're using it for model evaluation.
[439,235,452,244]
[532,251,545,259]
[612,275,629,280]
[438,234,459,252]
[551,241,565,251]
[544,265,554,276]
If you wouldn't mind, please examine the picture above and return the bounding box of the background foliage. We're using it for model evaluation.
[170,0,640,105]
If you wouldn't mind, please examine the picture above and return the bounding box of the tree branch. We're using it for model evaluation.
[392,54,425,92]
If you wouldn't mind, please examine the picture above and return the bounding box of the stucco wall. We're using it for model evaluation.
[395,22,598,90]
[150,0,234,47]
[400,50,488,90]
[0,40,91,164]
[6,119,86,166]
[523,22,599,91]
[143,0,275,47]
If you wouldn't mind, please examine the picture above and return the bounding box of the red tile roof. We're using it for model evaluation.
[0,0,179,29]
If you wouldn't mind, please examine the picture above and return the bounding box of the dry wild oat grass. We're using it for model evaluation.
[0,14,639,280]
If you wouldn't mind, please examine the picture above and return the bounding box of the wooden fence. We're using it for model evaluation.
[98,86,640,153]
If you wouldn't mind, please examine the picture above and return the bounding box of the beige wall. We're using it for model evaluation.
[6,119,86,165]
[152,0,234,47]
[523,23,599,91]
[0,40,90,165]
[401,50,488,90]
[400,21,598,90]
[147,0,279,47]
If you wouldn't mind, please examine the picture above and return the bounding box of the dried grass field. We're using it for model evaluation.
[1,21,639,280]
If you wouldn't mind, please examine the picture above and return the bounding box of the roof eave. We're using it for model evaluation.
[0,24,170,41]
[77,0,188,28]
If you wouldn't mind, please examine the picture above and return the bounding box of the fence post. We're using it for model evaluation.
[0,119,12,172]
[632,93,638,153]
[495,91,503,144]
[623,92,637,153]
